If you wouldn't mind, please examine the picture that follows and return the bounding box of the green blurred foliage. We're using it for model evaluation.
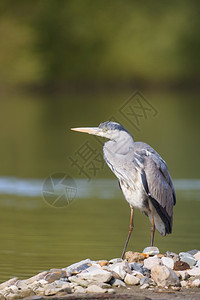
[0,0,200,86]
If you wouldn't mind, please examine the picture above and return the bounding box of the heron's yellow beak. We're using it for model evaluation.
[71,127,100,136]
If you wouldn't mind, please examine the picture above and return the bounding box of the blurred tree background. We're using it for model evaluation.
[0,0,200,89]
[0,0,200,179]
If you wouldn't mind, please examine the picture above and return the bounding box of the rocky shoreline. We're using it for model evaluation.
[0,247,200,299]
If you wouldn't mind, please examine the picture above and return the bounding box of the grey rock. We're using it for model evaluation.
[129,262,143,273]
[109,258,123,264]
[140,276,151,286]
[143,246,159,256]
[111,278,126,287]
[68,276,88,287]
[161,257,174,269]
[63,259,94,275]
[44,282,71,296]
[86,284,106,293]
[187,267,200,277]
[83,265,100,272]
[179,252,196,267]
[78,267,112,283]
[187,249,199,256]
[124,274,140,285]
[45,269,67,283]
[124,260,132,274]
[109,262,129,280]
[151,264,180,287]
[196,260,200,268]
[140,283,149,289]
[149,279,156,286]
[142,267,151,277]
[95,282,111,289]
[110,270,123,280]
[132,271,144,279]
[165,251,179,262]
[54,280,70,288]
[143,256,161,270]
[43,284,57,296]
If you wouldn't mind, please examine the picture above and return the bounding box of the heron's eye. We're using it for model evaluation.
[105,128,108,132]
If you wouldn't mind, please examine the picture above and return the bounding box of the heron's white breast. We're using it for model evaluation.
[120,178,146,211]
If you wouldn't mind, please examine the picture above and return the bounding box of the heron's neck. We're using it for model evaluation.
[104,133,134,156]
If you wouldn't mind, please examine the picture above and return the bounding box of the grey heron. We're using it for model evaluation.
[71,121,176,258]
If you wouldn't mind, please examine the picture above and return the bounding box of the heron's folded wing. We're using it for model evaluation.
[131,146,176,233]
[143,154,175,233]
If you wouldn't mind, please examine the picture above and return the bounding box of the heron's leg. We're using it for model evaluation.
[121,206,134,259]
[150,214,155,247]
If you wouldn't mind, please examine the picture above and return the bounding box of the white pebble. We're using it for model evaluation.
[194,251,200,261]
[74,286,86,293]
[143,256,161,270]
[86,284,105,293]
[124,274,140,285]
[161,257,174,269]
[190,279,200,288]
[107,288,115,294]
[188,267,200,277]
[180,280,188,287]
[143,247,159,256]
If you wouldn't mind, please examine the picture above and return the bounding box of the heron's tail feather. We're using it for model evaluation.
[149,196,173,235]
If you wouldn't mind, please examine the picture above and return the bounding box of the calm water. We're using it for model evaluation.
[0,177,199,282]
[0,90,200,282]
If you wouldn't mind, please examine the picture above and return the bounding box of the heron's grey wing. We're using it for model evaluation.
[133,143,176,233]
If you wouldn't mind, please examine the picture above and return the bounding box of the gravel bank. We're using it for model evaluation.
[0,247,200,299]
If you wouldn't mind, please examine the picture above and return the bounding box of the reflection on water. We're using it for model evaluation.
[0,176,200,282]
[0,177,200,199]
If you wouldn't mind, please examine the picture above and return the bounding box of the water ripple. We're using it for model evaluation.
[0,177,199,199]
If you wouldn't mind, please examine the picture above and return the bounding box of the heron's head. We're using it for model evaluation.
[71,121,131,140]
